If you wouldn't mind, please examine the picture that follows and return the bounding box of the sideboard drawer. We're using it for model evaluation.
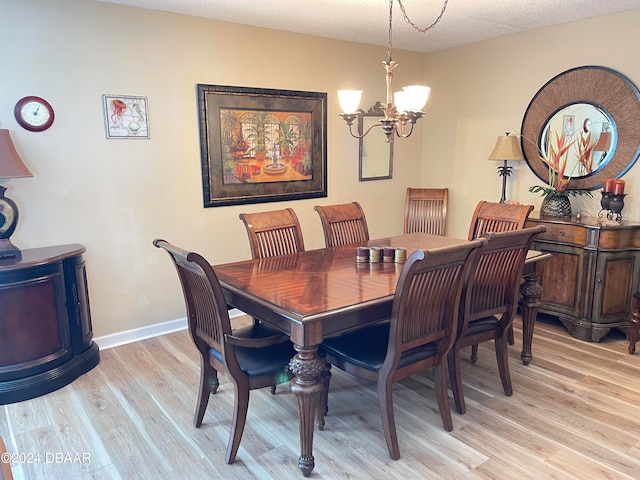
[530,221,586,246]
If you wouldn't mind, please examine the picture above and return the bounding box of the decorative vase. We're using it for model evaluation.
[540,193,572,217]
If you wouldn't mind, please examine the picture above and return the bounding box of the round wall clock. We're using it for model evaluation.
[14,96,55,132]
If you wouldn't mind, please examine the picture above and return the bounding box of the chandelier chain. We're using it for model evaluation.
[398,0,449,33]
[388,0,449,59]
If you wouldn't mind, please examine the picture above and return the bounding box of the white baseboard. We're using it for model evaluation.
[94,308,246,350]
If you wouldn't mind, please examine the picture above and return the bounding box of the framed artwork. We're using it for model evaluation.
[102,94,150,139]
[197,84,327,207]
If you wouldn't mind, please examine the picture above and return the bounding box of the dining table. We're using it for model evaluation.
[214,232,550,476]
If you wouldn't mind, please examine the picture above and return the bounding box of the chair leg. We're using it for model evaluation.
[434,363,453,432]
[507,323,515,345]
[378,377,400,460]
[447,347,466,415]
[194,356,217,428]
[470,344,479,364]
[494,336,513,396]
[316,362,331,431]
[225,383,250,464]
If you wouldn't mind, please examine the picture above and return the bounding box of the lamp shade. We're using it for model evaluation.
[487,133,525,162]
[402,86,431,112]
[337,90,363,114]
[594,131,612,151]
[0,129,32,179]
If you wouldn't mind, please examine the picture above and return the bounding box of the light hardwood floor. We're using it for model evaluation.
[1,315,639,479]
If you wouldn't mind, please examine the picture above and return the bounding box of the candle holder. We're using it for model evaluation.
[608,193,626,221]
[598,191,612,218]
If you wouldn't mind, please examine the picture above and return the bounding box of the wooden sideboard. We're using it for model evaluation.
[0,244,99,404]
[525,214,640,341]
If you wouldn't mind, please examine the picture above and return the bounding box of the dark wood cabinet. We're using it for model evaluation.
[525,215,640,341]
[0,244,99,404]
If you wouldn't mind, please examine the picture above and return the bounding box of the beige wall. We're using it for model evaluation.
[422,10,640,238]
[0,0,425,337]
[2,1,639,338]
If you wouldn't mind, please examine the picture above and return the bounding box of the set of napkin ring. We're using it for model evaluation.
[356,246,406,263]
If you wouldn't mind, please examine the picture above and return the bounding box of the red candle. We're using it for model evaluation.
[613,179,625,195]
[603,178,615,193]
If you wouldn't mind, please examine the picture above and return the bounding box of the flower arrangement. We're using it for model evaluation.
[528,129,593,198]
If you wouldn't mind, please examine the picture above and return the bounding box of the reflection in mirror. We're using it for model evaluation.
[540,103,617,178]
[359,103,393,181]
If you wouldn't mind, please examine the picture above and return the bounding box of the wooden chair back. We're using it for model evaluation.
[462,226,546,329]
[239,208,305,259]
[386,239,485,373]
[153,239,234,368]
[403,187,448,235]
[467,201,534,240]
[314,202,369,247]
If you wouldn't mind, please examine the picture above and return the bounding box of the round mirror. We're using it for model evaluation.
[521,66,640,190]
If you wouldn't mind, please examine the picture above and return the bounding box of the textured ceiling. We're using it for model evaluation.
[97,0,640,53]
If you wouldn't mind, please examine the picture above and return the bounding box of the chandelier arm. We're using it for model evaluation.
[394,122,416,139]
[396,0,449,33]
[344,120,385,139]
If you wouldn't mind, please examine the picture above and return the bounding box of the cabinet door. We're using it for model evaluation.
[0,263,72,381]
[63,256,94,353]
[533,240,585,318]
[592,251,640,324]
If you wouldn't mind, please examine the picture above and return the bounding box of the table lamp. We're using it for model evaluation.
[0,129,33,259]
[487,132,524,203]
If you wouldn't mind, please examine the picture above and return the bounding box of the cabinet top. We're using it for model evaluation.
[0,244,85,271]
[528,213,640,230]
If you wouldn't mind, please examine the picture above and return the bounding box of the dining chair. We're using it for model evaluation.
[628,292,640,354]
[153,239,295,464]
[239,207,305,259]
[320,239,485,460]
[467,200,534,240]
[447,226,545,415]
[314,201,369,247]
[239,207,305,394]
[403,187,448,235]
[467,200,534,361]
[0,436,13,480]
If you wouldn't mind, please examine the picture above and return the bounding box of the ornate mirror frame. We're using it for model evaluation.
[359,102,393,181]
[521,65,640,190]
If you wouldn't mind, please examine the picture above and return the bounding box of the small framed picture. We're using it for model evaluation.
[102,94,150,139]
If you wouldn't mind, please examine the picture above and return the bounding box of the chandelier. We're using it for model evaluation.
[338,0,448,141]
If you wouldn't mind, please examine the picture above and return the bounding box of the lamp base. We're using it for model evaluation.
[0,238,21,259]
[0,185,22,259]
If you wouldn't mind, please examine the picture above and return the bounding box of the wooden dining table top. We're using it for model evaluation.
[214,232,547,346]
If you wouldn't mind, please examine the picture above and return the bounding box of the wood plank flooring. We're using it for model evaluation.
[1,315,639,479]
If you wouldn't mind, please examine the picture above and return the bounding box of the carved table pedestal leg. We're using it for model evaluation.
[289,344,324,477]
